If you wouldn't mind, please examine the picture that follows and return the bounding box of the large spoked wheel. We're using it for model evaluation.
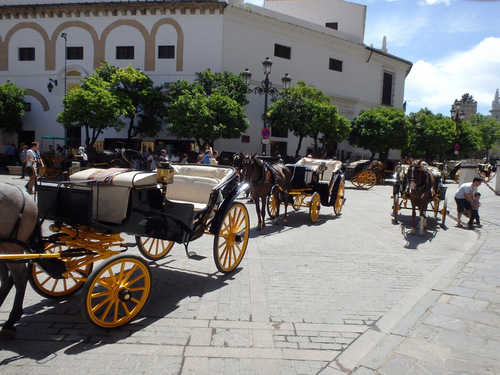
[214,202,250,274]
[266,186,280,219]
[292,194,305,211]
[28,240,93,299]
[309,192,321,222]
[82,254,152,329]
[333,179,346,215]
[392,192,400,222]
[136,236,175,261]
[359,170,377,189]
[351,173,361,188]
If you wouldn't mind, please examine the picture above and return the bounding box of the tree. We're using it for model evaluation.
[93,62,167,139]
[0,80,27,134]
[267,80,350,157]
[407,108,455,161]
[166,69,250,150]
[349,107,409,161]
[469,113,500,161]
[57,69,126,151]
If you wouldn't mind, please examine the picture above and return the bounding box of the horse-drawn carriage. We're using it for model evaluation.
[0,163,249,335]
[344,159,397,189]
[392,161,448,234]
[266,157,346,222]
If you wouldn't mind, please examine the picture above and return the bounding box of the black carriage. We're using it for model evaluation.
[267,157,346,222]
[392,162,448,227]
[344,160,376,189]
[27,164,249,329]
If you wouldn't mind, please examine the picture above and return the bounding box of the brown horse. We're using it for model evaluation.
[405,160,435,236]
[241,153,292,233]
[0,182,41,340]
[369,160,388,184]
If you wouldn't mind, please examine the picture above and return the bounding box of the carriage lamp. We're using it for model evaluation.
[241,58,292,155]
[157,162,174,184]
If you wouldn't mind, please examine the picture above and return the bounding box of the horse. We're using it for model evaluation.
[241,153,292,233]
[90,149,148,170]
[0,182,42,340]
[369,160,388,184]
[405,160,435,236]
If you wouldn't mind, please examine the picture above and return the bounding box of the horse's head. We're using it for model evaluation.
[406,160,432,193]
[241,153,261,183]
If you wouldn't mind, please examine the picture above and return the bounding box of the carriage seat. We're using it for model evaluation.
[166,165,235,211]
[69,168,157,224]
[296,157,343,183]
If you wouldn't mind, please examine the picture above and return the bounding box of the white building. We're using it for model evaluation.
[0,0,412,160]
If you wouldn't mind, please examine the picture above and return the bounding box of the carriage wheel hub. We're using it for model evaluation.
[118,288,131,302]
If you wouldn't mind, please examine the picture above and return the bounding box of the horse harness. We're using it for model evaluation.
[242,156,280,186]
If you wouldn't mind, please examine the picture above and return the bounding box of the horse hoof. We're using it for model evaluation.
[0,328,15,341]
[273,219,279,225]
[409,229,416,235]
[419,232,425,237]
[283,219,288,226]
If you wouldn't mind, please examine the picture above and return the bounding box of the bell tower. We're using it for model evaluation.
[490,89,500,121]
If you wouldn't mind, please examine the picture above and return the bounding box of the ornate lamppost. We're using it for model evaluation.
[242,57,291,155]
[450,101,465,155]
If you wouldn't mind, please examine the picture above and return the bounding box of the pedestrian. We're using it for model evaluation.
[203,148,212,164]
[77,146,88,167]
[197,154,204,164]
[180,153,188,164]
[454,176,484,227]
[468,192,482,229]
[210,150,219,165]
[25,141,44,194]
[19,144,28,179]
[158,149,169,163]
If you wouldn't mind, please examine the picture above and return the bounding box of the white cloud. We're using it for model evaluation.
[418,0,453,5]
[405,37,500,115]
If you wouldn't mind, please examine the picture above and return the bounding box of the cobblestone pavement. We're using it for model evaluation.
[0,172,498,374]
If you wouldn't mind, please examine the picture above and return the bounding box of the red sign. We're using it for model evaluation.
[454,143,459,152]
[262,128,271,139]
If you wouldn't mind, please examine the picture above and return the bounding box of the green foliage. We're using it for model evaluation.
[406,108,455,161]
[469,113,500,160]
[93,62,167,139]
[57,67,126,149]
[267,81,350,157]
[0,80,27,133]
[350,107,409,161]
[166,70,250,150]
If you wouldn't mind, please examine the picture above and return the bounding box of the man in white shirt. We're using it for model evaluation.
[454,177,484,227]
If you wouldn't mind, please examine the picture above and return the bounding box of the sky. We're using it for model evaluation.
[244,0,500,117]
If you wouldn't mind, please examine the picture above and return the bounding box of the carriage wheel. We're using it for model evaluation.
[392,192,400,221]
[333,179,346,215]
[266,186,280,219]
[309,192,321,222]
[82,254,152,329]
[359,170,377,189]
[28,241,93,299]
[135,236,175,261]
[214,202,250,274]
[292,194,305,211]
[351,173,361,187]
[43,167,61,179]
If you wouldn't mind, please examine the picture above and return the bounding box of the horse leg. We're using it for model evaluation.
[253,194,262,231]
[260,198,267,234]
[409,207,416,235]
[0,263,28,340]
[282,191,289,226]
[273,188,281,225]
[419,209,427,236]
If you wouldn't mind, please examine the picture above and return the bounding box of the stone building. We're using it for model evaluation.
[0,0,412,159]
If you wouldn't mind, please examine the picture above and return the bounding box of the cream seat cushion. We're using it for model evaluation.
[296,157,343,183]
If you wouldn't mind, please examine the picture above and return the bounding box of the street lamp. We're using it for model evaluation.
[450,101,465,155]
[242,57,291,155]
[47,78,57,93]
[61,32,69,141]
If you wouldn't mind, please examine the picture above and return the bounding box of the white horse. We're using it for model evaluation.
[0,182,40,340]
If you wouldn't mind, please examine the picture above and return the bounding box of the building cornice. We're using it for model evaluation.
[0,1,226,19]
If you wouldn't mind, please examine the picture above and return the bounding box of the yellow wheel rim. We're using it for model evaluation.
[84,255,152,328]
[293,195,305,210]
[309,192,321,222]
[136,236,174,260]
[334,180,345,215]
[30,242,91,298]
[267,194,279,218]
[214,203,249,273]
